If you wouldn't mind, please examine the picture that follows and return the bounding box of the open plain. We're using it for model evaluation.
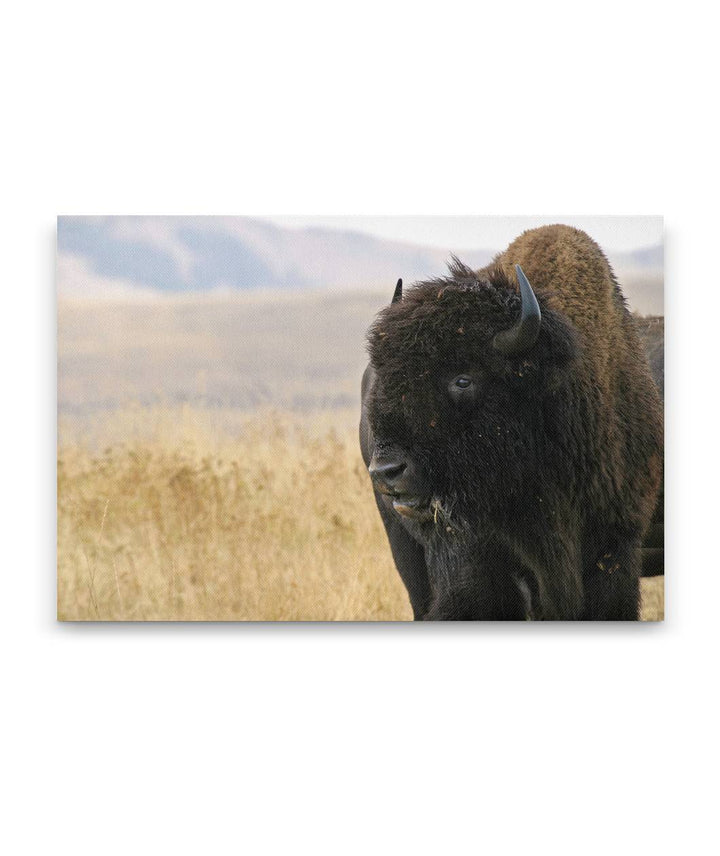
[58,292,663,621]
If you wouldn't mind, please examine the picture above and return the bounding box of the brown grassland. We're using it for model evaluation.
[58,407,414,621]
[57,405,663,622]
[58,293,663,621]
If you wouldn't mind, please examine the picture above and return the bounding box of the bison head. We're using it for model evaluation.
[365,259,578,542]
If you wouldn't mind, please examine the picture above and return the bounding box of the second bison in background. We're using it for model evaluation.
[360,225,663,620]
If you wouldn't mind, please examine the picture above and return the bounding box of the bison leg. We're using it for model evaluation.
[423,537,534,621]
[422,581,531,621]
[372,493,432,620]
[582,534,641,620]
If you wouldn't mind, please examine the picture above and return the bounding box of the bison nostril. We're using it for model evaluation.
[369,459,407,485]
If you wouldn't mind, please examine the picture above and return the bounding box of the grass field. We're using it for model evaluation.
[58,293,663,621]
[57,405,663,621]
[58,407,412,621]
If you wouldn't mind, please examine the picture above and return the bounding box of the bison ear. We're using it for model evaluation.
[391,278,403,304]
[493,265,541,356]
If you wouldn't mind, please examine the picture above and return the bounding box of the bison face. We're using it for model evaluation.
[364,261,577,540]
[367,368,487,526]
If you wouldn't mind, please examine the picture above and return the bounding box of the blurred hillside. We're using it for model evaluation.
[635,315,664,398]
[58,291,376,422]
[57,216,492,294]
[57,216,663,315]
[58,290,664,434]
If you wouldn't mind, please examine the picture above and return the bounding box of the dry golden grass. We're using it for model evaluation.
[57,405,663,622]
[640,575,664,622]
[58,407,412,621]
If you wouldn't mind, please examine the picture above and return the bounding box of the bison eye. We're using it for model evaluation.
[448,375,476,404]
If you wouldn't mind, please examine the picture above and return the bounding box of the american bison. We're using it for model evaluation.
[359,225,663,620]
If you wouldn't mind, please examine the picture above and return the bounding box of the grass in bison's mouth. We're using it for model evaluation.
[391,497,433,521]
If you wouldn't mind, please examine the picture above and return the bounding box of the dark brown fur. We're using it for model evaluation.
[360,225,663,620]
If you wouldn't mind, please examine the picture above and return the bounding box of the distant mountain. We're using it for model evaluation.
[614,244,663,270]
[57,216,494,295]
[56,216,662,313]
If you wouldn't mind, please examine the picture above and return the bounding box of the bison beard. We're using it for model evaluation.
[360,225,663,621]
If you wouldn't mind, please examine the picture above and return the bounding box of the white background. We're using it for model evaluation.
[2,2,718,855]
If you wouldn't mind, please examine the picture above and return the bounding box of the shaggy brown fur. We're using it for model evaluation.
[360,225,663,620]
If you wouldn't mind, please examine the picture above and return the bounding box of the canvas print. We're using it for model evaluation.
[57,216,664,621]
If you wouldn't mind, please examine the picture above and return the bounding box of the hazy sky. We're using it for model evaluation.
[264,215,663,253]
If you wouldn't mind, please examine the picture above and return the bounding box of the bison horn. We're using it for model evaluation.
[493,265,541,356]
[392,278,403,304]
